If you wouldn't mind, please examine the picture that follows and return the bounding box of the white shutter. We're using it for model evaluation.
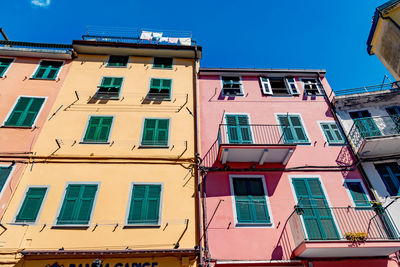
[260,77,272,95]
[285,77,299,95]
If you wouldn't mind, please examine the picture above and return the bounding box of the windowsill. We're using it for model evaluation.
[105,65,128,68]
[1,125,34,129]
[29,77,57,81]
[123,224,161,228]
[152,67,173,70]
[94,96,121,100]
[52,224,90,229]
[145,97,172,101]
[221,93,245,97]
[292,142,311,146]
[327,143,346,146]
[80,141,110,144]
[235,223,273,227]
[139,145,169,148]
[304,93,324,97]
[12,221,37,226]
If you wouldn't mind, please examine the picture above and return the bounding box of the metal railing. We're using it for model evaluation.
[217,124,293,146]
[335,82,400,96]
[288,206,400,248]
[348,115,400,153]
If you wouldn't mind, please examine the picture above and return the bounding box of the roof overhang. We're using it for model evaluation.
[199,68,326,77]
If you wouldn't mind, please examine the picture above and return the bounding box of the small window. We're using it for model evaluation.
[15,187,47,223]
[127,184,162,225]
[56,184,98,225]
[345,181,369,207]
[147,78,172,100]
[0,167,12,194]
[221,76,243,96]
[260,77,299,95]
[153,57,173,69]
[232,177,271,225]
[141,118,170,147]
[4,97,45,127]
[0,58,13,77]
[375,162,400,196]
[83,116,113,143]
[96,77,123,99]
[320,122,345,144]
[107,56,129,67]
[33,61,62,80]
[302,78,322,95]
[278,114,309,143]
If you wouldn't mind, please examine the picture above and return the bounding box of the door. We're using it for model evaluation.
[292,178,339,240]
[225,115,253,144]
[349,110,381,138]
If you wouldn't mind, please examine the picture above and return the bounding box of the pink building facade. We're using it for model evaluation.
[0,41,72,218]
[198,68,400,267]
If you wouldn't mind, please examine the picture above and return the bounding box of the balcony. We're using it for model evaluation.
[217,124,296,164]
[348,115,400,158]
[288,206,400,258]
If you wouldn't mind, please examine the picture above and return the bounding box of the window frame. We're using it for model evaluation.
[229,174,274,227]
[146,77,173,101]
[95,76,125,100]
[53,182,101,227]
[343,179,371,208]
[275,113,311,145]
[0,164,15,202]
[124,182,164,227]
[260,77,300,96]
[300,78,323,96]
[30,59,64,80]
[374,162,400,197]
[106,55,130,68]
[139,117,171,148]
[2,95,47,128]
[152,57,174,70]
[220,76,244,97]
[13,185,50,225]
[0,57,15,78]
[318,121,346,145]
[223,112,253,144]
[80,115,115,144]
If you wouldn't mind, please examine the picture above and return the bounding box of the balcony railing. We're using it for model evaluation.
[217,124,293,146]
[348,115,400,153]
[288,206,400,248]
[335,82,400,96]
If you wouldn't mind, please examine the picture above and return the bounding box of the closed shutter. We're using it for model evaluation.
[33,61,62,79]
[128,184,161,224]
[141,119,169,146]
[142,119,156,146]
[346,182,369,207]
[155,119,169,146]
[16,187,47,222]
[5,97,45,127]
[278,115,308,143]
[58,185,81,224]
[226,115,252,144]
[83,116,113,143]
[75,185,98,224]
[350,111,381,137]
[0,167,12,193]
[321,123,344,144]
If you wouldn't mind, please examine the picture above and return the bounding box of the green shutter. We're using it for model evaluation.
[153,58,173,69]
[33,61,62,79]
[226,115,252,144]
[0,58,13,77]
[278,115,309,143]
[5,97,45,127]
[15,187,47,222]
[141,119,169,146]
[83,116,113,143]
[107,56,129,67]
[321,122,345,144]
[97,77,123,99]
[0,167,12,193]
[346,182,369,207]
[148,78,172,99]
[57,184,98,225]
[128,184,161,224]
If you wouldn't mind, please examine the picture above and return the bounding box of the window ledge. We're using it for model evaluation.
[1,125,34,129]
[139,145,169,149]
[235,223,273,228]
[105,65,128,68]
[29,77,56,81]
[80,141,110,145]
[152,67,173,70]
[11,221,37,226]
[51,224,90,229]
[123,224,161,229]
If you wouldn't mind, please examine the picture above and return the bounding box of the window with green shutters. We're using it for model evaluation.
[345,181,369,207]
[147,78,172,100]
[225,114,252,144]
[141,118,170,147]
[4,97,45,127]
[0,167,12,194]
[278,114,309,144]
[57,184,98,225]
[83,116,113,143]
[0,58,13,77]
[32,61,62,80]
[232,177,271,225]
[96,77,124,99]
[127,184,162,225]
[15,187,47,223]
[107,56,129,67]
[375,162,400,196]
[153,57,173,69]
[320,122,345,144]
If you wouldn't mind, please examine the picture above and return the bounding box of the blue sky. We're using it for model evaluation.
[2,0,392,91]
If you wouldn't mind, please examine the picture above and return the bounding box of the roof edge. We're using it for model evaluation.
[199,67,326,75]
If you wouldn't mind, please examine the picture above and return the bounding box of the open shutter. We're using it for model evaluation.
[145,185,161,224]
[285,78,299,95]
[76,185,98,224]
[16,187,47,222]
[58,185,81,224]
[346,182,369,207]
[155,119,169,146]
[0,167,12,192]
[260,77,272,95]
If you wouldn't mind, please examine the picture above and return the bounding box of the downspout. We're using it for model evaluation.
[317,72,378,201]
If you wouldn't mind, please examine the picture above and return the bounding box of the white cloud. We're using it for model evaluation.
[31,0,51,7]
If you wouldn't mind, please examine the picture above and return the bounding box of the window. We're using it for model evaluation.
[82,116,113,143]
[277,114,309,143]
[96,77,124,99]
[141,118,170,147]
[15,187,48,223]
[349,110,381,137]
[375,162,400,196]
[0,58,13,77]
[260,77,299,95]
[147,78,172,100]
[232,177,271,225]
[56,184,98,225]
[0,167,12,194]
[221,76,243,96]
[4,97,45,127]
[320,122,345,144]
[225,114,252,144]
[386,106,400,132]
[345,181,369,207]
[153,57,173,69]
[127,184,162,225]
[32,61,62,80]
[107,56,129,67]
[302,78,322,96]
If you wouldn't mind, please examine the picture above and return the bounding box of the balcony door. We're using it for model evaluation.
[292,178,339,240]
[349,110,381,138]
[225,114,252,144]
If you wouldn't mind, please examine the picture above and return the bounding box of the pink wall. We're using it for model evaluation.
[0,55,71,218]
[198,73,369,262]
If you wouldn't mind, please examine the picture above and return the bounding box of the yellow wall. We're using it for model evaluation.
[0,53,198,256]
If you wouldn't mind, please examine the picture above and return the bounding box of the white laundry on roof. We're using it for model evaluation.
[168,38,179,44]
[179,38,191,46]
[140,31,153,40]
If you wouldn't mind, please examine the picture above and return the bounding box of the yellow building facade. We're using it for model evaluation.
[0,40,202,267]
